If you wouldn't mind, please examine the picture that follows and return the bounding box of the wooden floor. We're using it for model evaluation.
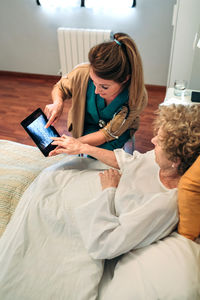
[0,72,166,153]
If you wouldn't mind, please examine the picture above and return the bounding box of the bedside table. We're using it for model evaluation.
[161,88,200,106]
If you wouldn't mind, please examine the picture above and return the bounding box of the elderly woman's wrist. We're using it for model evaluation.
[80,143,90,154]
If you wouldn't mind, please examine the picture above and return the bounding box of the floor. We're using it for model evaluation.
[0,73,166,154]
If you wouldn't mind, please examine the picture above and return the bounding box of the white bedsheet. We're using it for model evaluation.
[0,156,108,300]
[0,154,199,300]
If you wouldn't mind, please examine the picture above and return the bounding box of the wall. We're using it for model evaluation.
[167,0,200,89]
[190,23,200,90]
[0,0,176,85]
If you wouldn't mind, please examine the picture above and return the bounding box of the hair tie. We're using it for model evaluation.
[114,39,121,46]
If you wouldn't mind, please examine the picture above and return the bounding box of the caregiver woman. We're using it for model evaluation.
[45,32,147,151]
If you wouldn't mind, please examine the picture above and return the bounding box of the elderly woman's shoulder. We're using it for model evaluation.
[116,149,155,167]
[131,149,156,168]
[132,149,154,159]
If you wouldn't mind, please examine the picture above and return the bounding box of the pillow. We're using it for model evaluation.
[0,140,65,237]
[178,155,200,240]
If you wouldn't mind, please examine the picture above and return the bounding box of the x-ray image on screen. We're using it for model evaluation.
[27,115,58,149]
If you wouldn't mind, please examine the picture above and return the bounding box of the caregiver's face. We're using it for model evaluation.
[89,68,123,101]
[151,128,172,170]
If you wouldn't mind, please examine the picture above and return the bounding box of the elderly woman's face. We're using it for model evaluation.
[151,128,172,170]
[89,68,125,101]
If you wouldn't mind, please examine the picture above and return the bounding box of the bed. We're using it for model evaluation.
[0,139,199,300]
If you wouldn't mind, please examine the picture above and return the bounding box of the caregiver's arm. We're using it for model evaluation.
[49,135,119,169]
[77,131,107,147]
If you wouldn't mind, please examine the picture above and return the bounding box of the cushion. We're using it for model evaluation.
[0,140,65,237]
[178,155,200,240]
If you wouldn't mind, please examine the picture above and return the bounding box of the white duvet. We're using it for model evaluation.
[0,152,199,300]
[0,156,107,300]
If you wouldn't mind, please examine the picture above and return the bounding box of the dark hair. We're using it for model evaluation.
[88,32,147,112]
[88,33,132,83]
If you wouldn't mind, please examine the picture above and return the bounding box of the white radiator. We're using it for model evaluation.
[57,27,112,76]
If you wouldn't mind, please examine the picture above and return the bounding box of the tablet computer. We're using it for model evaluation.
[21,108,60,157]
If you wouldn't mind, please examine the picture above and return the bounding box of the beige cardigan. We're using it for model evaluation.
[56,64,147,141]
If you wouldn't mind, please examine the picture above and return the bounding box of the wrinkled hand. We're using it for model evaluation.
[99,169,121,190]
[44,102,64,128]
[49,135,83,156]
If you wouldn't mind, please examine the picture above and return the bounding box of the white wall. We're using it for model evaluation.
[190,33,200,90]
[0,0,176,85]
[167,0,200,89]
[188,21,200,90]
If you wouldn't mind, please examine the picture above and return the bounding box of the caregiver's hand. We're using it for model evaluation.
[99,169,121,190]
[45,102,64,128]
[49,135,84,156]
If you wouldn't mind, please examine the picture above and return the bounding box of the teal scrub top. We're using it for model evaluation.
[84,79,131,151]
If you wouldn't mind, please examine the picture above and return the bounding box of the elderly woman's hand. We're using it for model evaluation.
[49,135,83,156]
[99,169,121,190]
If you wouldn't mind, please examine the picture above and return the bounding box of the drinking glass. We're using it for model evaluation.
[174,80,187,96]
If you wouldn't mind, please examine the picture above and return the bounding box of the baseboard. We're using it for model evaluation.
[145,84,166,92]
[0,70,60,81]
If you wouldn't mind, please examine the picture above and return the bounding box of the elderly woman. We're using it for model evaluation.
[0,105,199,299]
[48,104,200,259]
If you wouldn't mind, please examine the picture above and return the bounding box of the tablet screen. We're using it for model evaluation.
[21,108,60,156]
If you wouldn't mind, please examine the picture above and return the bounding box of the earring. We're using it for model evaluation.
[171,163,175,168]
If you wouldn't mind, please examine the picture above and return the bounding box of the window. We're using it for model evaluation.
[36,0,80,8]
[36,0,136,8]
[84,0,136,8]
